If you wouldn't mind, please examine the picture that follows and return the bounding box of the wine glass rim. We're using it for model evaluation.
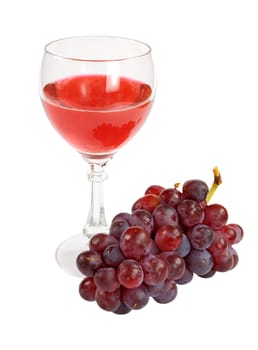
[44,35,152,62]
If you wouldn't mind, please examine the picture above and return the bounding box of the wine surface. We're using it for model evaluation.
[42,75,152,156]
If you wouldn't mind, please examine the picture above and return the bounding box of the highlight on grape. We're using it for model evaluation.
[76,168,244,314]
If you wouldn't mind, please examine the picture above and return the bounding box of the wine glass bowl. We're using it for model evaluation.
[40,36,155,276]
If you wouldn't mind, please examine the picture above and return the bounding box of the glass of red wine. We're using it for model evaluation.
[40,36,155,276]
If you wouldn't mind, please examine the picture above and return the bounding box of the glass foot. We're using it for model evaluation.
[55,233,90,277]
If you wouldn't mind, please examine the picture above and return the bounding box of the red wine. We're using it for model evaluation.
[42,75,152,156]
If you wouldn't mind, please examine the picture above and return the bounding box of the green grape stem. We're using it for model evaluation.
[206,167,222,203]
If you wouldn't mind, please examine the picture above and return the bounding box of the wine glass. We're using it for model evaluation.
[40,36,155,277]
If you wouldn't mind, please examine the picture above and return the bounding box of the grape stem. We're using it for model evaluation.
[206,167,222,203]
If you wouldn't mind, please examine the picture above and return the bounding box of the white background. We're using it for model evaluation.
[1,0,257,349]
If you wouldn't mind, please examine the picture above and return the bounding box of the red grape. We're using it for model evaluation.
[177,199,205,228]
[153,280,178,304]
[145,185,165,196]
[221,224,243,245]
[159,187,184,207]
[212,248,234,272]
[89,233,118,253]
[182,179,209,202]
[94,267,120,292]
[120,226,152,260]
[76,250,103,276]
[117,259,144,288]
[152,204,178,229]
[204,204,228,230]
[122,285,149,310]
[187,224,214,250]
[155,225,183,251]
[132,194,160,213]
[140,253,168,286]
[159,251,186,280]
[95,288,121,312]
[130,209,154,235]
[79,277,97,301]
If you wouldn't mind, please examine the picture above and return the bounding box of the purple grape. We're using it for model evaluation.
[182,179,209,202]
[175,267,194,285]
[76,250,103,276]
[159,188,184,207]
[177,199,205,228]
[79,277,97,301]
[159,251,186,281]
[140,253,168,286]
[122,285,149,310]
[153,280,178,304]
[95,288,121,312]
[152,204,179,230]
[187,224,214,250]
[93,267,120,292]
[102,244,125,267]
[175,234,191,257]
[130,209,154,235]
[109,220,130,240]
[185,249,214,276]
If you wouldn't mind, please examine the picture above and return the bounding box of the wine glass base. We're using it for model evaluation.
[55,233,90,278]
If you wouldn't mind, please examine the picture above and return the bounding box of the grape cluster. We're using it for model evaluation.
[76,179,243,314]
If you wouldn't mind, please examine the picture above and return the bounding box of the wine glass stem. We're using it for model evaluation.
[83,160,109,239]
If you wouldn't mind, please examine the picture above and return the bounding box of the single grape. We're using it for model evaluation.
[155,225,183,251]
[120,226,152,260]
[130,209,154,235]
[175,234,191,257]
[145,281,165,297]
[94,267,120,292]
[89,233,118,253]
[153,280,178,304]
[113,302,132,315]
[203,204,228,230]
[76,250,103,276]
[111,212,132,225]
[212,248,234,272]
[208,231,228,255]
[187,224,214,250]
[175,267,194,285]
[185,249,214,276]
[79,277,97,301]
[102,244,125,267]
[221,224,244,244]
[159,188,184,207]
[117,259,144,289]
[145,185,165,196]
[152,204,179,230]
[140,253,168,286]
[95,288,121,312]
[177,199,205,228]
[159,251,186,281]
[132,194,160,213]
[109,220,130,240]
[122,285,149,310]
[182,179,209,202]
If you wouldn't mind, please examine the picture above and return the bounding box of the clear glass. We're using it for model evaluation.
[40,36,155,277]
